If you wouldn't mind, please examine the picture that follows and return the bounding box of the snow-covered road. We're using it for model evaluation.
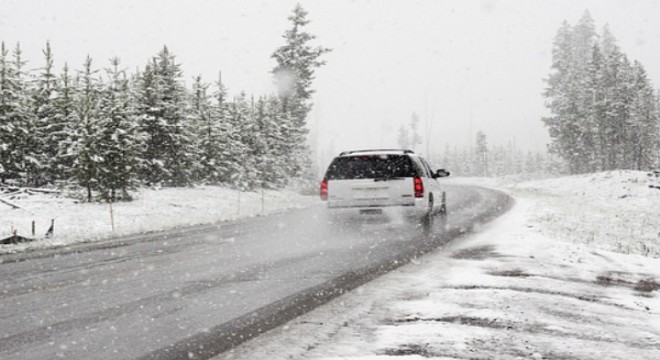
[222,172,660,360]
[0,185,509,359]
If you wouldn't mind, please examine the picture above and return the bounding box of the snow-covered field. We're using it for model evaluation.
[0,185,316,254]
[221,171,660,360]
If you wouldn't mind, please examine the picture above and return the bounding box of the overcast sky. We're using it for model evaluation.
[2,0,659,165]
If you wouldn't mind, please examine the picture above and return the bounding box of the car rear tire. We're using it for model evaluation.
[421,197,434,228]
[438,191,447,216]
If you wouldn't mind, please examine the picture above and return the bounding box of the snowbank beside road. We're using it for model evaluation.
[0,186,316,254]
[221,171,660,360]
[513,171,660,257]
[448,170,660,258]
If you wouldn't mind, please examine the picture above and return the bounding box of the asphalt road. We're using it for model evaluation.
[0,185,511,360]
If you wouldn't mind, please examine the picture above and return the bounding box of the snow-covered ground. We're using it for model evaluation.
[0,185,316,254]
[221,171,660,360]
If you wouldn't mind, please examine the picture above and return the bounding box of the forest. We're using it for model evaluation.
[543,11,660,174]
[0,5,329,202]
[1,9,658,201]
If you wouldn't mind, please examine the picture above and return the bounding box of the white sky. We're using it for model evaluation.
[2,0,660,164]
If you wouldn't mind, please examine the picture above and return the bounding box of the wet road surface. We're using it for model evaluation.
[0,185,511,359]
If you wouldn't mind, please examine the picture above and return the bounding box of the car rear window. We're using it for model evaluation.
[324,155,418,180]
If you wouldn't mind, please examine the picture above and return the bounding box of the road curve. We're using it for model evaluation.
[0,185,511,360]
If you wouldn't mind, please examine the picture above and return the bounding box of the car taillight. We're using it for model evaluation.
[414,177,424,198]
[320,179,328,201]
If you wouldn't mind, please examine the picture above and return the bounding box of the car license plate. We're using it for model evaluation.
[352,187,387,199]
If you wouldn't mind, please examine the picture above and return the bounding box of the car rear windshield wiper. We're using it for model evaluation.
[374,176,404,182]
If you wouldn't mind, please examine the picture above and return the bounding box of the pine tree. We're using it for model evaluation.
[189,74,227,184]
[543,12,598,173]
[31,41,60,185]
[490,145,507,176]
[543,21,578,171]
[97,57,139,200]
[51,63,79,185]
[629,61,660,170]
[271,4,330,178]
[583,43,604,172]
[73,56,102,201]
[0,43,37,186]
[571,11,598,173]
[10,43,37,185]
[524,151,537,174]
[159,47,195,186]
[136,47,194,187]
[263,95,290,187]
[608,52,634,169]
[397,125,410,149]
[0,42,23,183]
[209,73,238,184]
[475,131,488,176]
[409,112,422,151]
[252,95,289,189]
[226,93,256,190]
[135,61,163,185]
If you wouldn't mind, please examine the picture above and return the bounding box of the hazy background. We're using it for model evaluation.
[2,0,659,168]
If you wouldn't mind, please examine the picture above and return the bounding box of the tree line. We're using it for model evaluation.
[544,11,660,174]
[0,4,329,202]
[433,131,562,178]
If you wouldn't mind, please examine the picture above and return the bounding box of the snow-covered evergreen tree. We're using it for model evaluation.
[209,74,239,185]
[543,21,578,171]
[271,4,330,179]
[135,61,162,185]
[227,93,257,190]
[10,44,38,186]
[31,42,60,185]
[72,56,102,200]
[251,95,289,189]
[571,11,598,173]
[189,74,230,184]
[0,42,24,184]
[474,131,488,176]
[263,95,290,187]
[157,48,195,187]
[97,57,139,200]
[409,113,423,152]
[51,63,79,185]
[397,125,410,149]
[629,61,660,170]
[602,45,633,170]
[72,56,103,201]
[136,47,194,187]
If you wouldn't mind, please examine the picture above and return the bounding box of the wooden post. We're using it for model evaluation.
[31,221,35,236]
[108,198,115,233]
[237,190,241,216]
[261,188,265,215]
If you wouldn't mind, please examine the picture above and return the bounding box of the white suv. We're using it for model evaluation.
[320,149,449,223]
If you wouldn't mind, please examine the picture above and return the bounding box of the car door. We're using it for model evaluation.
[420,157,441,209]
[410,156,433,208]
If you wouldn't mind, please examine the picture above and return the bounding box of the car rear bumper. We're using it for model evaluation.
[325,199,428,220]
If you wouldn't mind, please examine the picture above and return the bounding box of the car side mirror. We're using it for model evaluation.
[433,169,450,178]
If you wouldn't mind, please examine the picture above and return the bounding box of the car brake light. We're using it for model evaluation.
[414,177,424,198]
[320,179,328,200]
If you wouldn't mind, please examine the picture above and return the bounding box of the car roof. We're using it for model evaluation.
[338,149,416,157]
